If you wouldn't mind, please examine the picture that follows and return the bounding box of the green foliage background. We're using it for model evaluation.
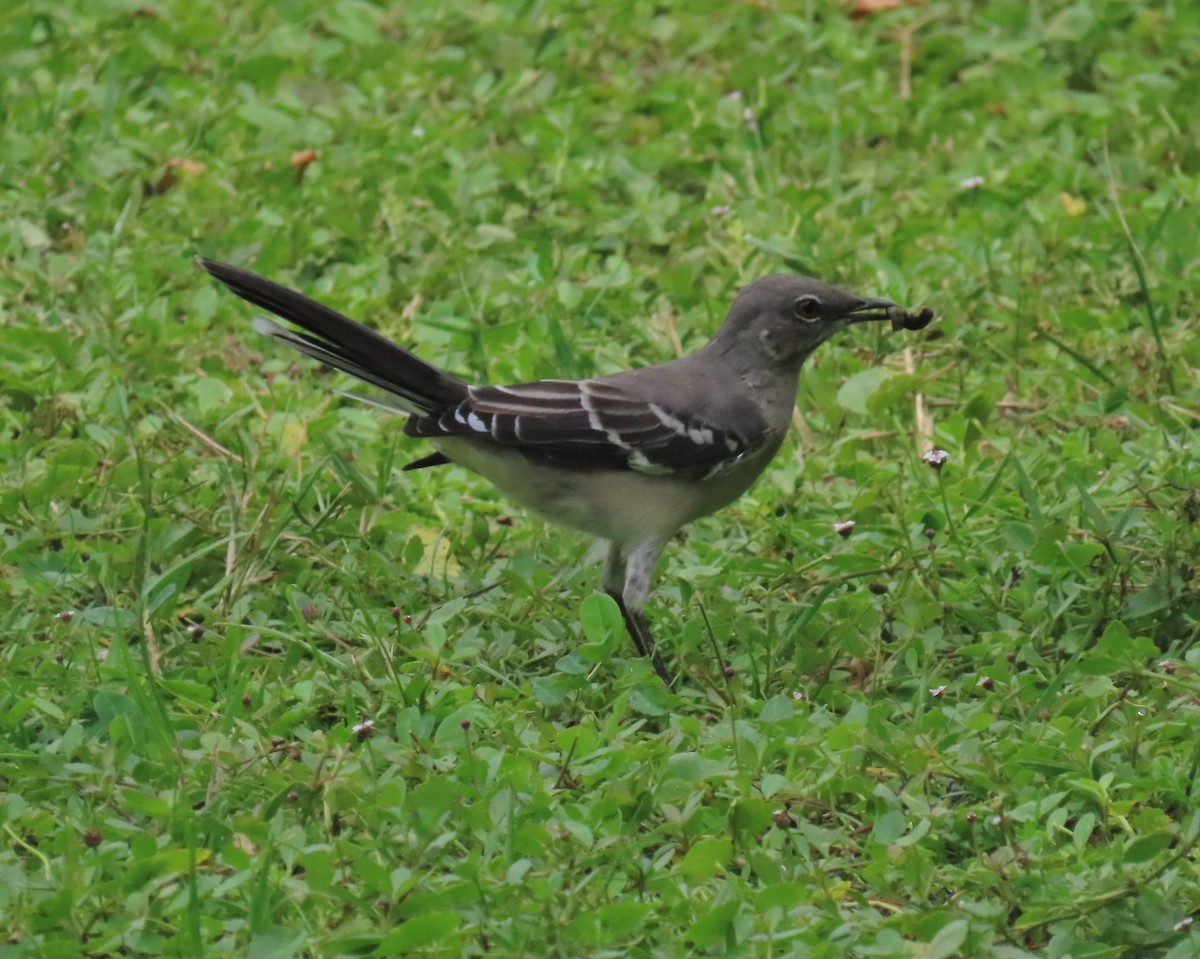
[2,1,1199,956]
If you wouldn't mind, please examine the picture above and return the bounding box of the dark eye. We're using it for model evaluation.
[793,295,822,322]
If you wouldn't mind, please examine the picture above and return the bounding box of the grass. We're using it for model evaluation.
[2,0,1199,956]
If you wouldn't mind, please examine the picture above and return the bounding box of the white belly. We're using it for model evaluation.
[432,437,773,550]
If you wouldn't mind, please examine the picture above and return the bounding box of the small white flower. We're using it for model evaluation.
[958,176,984,190]
[922,449,950,471]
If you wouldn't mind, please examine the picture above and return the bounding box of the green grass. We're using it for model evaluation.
[2,1,1200,956]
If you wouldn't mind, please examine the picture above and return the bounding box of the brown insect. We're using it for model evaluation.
[888,306,935,332]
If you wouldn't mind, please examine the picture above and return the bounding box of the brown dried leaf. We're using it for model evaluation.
[146,171,178,197]
[168,157,207,174]
[850,0,903,18]
[146,157,206,196]
[291,148,319,184]
[401,293,424,320]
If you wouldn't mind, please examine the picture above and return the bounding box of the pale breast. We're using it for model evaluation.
[431,435,780,551]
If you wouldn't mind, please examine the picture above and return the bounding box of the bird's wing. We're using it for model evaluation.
[405,377,766,478]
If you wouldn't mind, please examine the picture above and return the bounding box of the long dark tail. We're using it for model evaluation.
[199,258,468,414]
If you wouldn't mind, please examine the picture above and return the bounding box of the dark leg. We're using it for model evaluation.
[603,542,673,685]
[606,589,672,684]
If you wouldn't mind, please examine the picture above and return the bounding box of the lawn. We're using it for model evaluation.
[2,1,1199,956]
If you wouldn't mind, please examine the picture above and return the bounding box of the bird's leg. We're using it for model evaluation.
[602,544,654,657]
[603,543,672,684]
[618,602,673,686]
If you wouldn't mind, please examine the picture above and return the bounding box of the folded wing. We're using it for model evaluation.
[405,377,762,479]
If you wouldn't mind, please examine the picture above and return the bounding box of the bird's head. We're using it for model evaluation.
[712,275,926,369]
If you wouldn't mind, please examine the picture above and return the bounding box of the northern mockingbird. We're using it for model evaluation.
[200,258,931,682]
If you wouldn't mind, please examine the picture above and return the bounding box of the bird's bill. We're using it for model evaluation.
[846,297,897,323]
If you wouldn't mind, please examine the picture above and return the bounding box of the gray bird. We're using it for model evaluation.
[200,259,930,682]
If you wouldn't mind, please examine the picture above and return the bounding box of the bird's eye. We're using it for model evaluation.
[792,295,822,322]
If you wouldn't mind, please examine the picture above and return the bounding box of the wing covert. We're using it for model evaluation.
[404,378,761,478]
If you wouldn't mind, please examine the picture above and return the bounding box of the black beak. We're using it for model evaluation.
[847,297,896,323]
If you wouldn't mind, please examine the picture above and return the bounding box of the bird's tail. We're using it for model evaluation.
[198,258,468,415]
